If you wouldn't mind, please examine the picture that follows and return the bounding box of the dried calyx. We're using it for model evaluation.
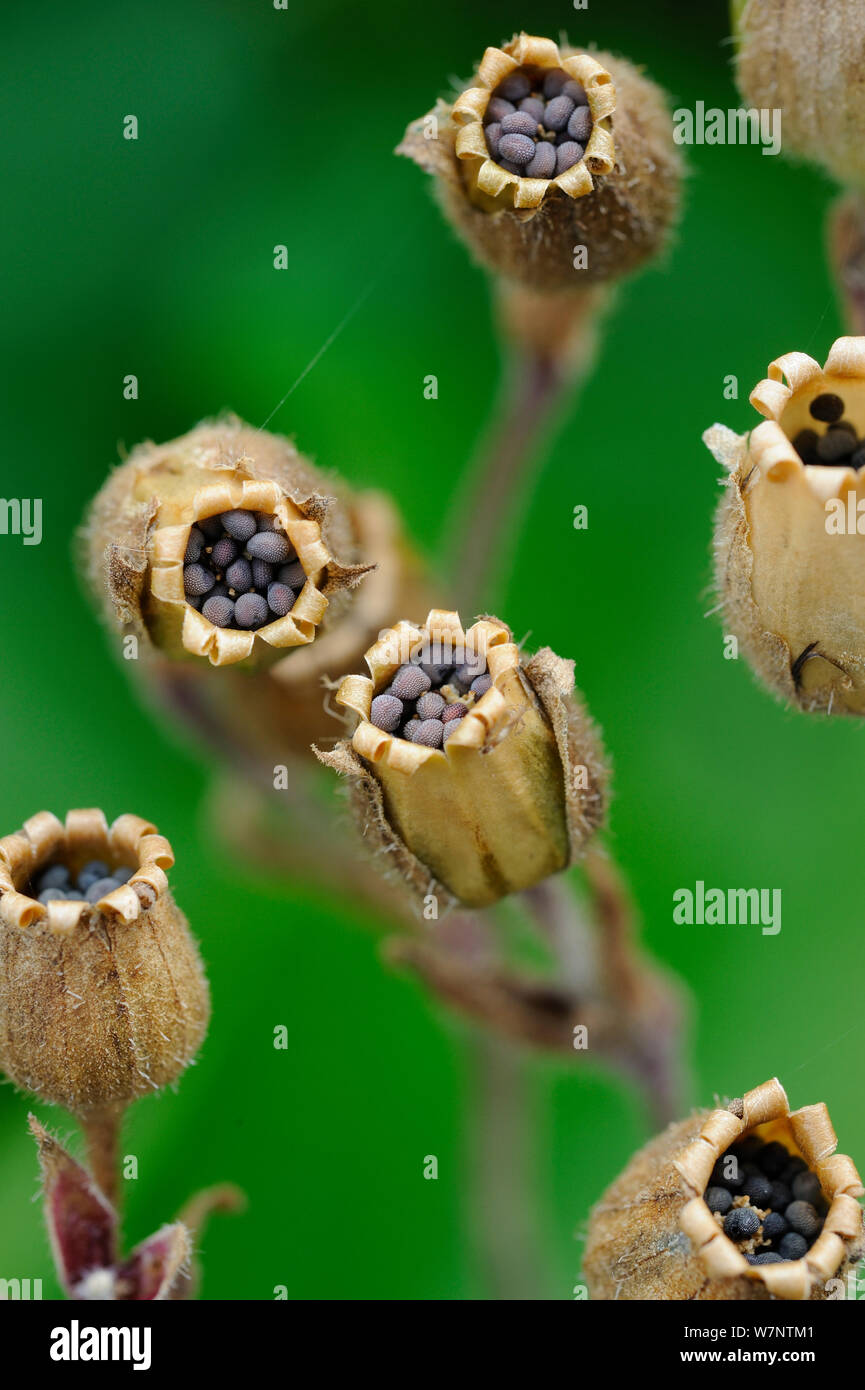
[583,1077,865,1301]
[82,417,371,669]
[183,508,305,630]
[483,66,594,180]
[705,337,865,714]
[318,610,607,909]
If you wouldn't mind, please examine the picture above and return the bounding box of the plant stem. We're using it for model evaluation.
[445,284,606,615]
[468,1034,552,1301]
[81,1105,123,1207]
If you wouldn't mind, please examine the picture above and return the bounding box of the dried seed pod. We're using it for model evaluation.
[0,809,210,1115]
[734,0,865,186]
[706,336,865,714]
[398,31,681,293]
[316,610,607,909]
[584,1077,865,1301]
[81,416,371,670]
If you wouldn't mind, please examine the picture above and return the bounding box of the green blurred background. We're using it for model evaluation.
[0,0,859,1300]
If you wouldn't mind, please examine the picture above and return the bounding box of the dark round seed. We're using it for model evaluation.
[705,1186,733,1215]
[498,159,522,175]
[391,665,431,701]
[499,133,536,166]
[225,557,253,592]
[723,1206,760,1241]
[525,141,557,178]
[562,79,587,103]
[402,718,421,742]
[442,720,462,743]
[518,97,545,123]
[80,860,109,882]
[500,111,539,138]
[255,512,280,531]
[441,702,468,723]
[712,1156,744,1190]
[112,867,133,885]
[762,1211,789,1241]
[791,1171,822,1205]
[454,658,486,689]
[852,446,865,470]
[816,427,856,462]
[370,694,403,733]
[247,531,292,563]
[277,561,306,590]
[782,1156,807,1181]
[542,68,568,98]
[416,692,445,720]
[752,1253,783,1264]
[496,72,531,102]
[419,663,453,684]
[197,514,224,541]
[485,97,515,124]
[779,1232,808,1260]
[809,392,845,423]
[234,592,270,629]
[567,105,593,143]
[251,558,274,589]
[414,719,444,748]
[792,428,819,463]
[210,536,238,570]
[202,594,236,627]
[742,1174,772,1207]
[758,1141,791,1177]
[485,121,502,158]
[769,1181,793,1211]
[266,583,295,617]
[184,563,215,597]
[556,141,584,174]
[184,526,204,563]
[86,877,118,903]
[220,509,257,542]
[37,863,70,891]
[544,95,576,131]
[39,888,67,902]
[785,1201,821,1238]
[471,674,493,698]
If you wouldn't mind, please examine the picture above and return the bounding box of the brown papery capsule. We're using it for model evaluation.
[0,809,209,1116]
[734,0,865,186]
[707,336,865,715]
[584,1077,865,1301]
[316,610,607,909]
[81,416,371,671]
[398,31,681,294]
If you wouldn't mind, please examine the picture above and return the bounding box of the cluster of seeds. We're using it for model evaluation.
[792,392,865,469]
[705,1137,828,1265]
[29,859,133,905]
[183,510,306,631]
[369,652,493,749]
[483,66,594,179]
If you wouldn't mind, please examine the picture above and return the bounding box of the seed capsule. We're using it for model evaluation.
[706,337,865,715]
[583,1077,865,1300]
[0,809,210,1116]
[318,610,607,909]
[81,417,371,670]
[398,31,681,292]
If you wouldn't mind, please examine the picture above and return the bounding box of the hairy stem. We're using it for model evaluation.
[81,1105,123,1207]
